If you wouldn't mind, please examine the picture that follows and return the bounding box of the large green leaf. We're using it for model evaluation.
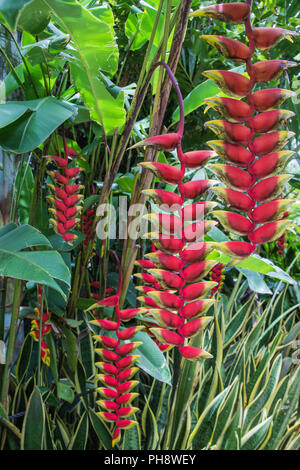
[135,331,172,385]
[21,386,45,450]
[40,0,125,134]
[0,223,70,299]
[0,98,75,153]
[0,0,33,30]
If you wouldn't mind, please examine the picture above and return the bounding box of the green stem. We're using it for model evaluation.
[0,46,26,94]
[37,288,45,388]
[0,279,22,410]
[224,272,243,318]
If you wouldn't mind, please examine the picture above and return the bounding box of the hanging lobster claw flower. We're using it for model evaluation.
[181,150,216,168]
[144,232,184,254]
[181,281,218,301]
[205,120,251,145]
[249,219,292,244]
[118,326,145,341]
[181,179,218,199]
[142,189,182,211]
[250,151,294,179]
[146,292,183,310]
[190,3,250,24]
[201,35,250,61]
[150,328,183,346]
[137,296,159,308]
[213,241,255,259]
[143,213,182,236]
[180,242,216,263]
[180,299,215,319]
[179,201,218,221]
[145,251,184,271]
[250,199,294,224]
[253,27,298,51]
[207,140,252,167]
[129,133,181,151]
[213,210,254,235]
[148,309,183,328]
[181,260,218,283]
[209,164,252,191]
[135,259,157,270]
[252,88,296,112]
[250,109,295,133]
[202,70,251,98]
[139,162,182,184]
[180,317,213,338]
[203,97,252,122]
[252,131,295,156]
[249,174,293,202]
[180,346,212,361]
[211,187,253,212]
[134,272,157,285]
[89,319,118,331]
[44,155,68,168]
[147,269,185,290]
[253,60,297,83]
[183,220,217,243]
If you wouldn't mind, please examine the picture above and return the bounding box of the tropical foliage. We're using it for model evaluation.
[0,0,299,451]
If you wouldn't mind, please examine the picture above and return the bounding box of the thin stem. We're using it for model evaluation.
[37,287,45,388]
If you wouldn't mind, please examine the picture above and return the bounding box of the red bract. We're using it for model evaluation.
[202,0,295,255]
[46,150,83,244]
[191,3,250,24]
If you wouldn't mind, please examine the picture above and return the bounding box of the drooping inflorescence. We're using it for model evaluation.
[45,146,83,244]
[197,0,297,249]
[87,251,146,447]
[131,61,255,360]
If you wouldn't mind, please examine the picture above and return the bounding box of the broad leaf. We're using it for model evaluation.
[40,0,125,134]
[0,98,75,153]
[0,0,33,30]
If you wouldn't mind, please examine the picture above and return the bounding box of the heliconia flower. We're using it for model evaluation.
[179,201,218,221]
[190,3,250,24]
[135,259,157,270]
[213,241,255,259]
[201,35,250,61]
[202,70,251,98]
[210,263,225,295]
[249,151,294,179]
[211,187,253,212]
[142,189,182,211]
[118,327,145,341]
[46,150,84,244]
[205,120,251,145]
[213,210,254,235]
[146,291,183,310]
[203,97,252,122]
[252,131,295,156]
[119,309,148,322]
[148,309,183,329]
[181,260,218,283]
[150,327,183,346]
[249,219,292,244]
[209,164,252,191]
[139,162,182,184]
[277,233,287,255]
[180,317,212,338]
[181,150,217,168]
[89,319,118,331]
[180,346,213,361]
[134,272,157,285]
[181,281,218,301]
[181,179,218,199]
[180,242,216,263]
[93,335,119,349]
[137,295,159,308]
[253,27,298,51]
[252,88,296,112]
[250,199,294,224]
[147,269,185,290]
[144,251,184,271]
[144,233,184,254]
[181,299,215,319]
[249,175,293,203]
[253,60,297,83]
[249,110,295,133]
[129,133,181,151]
[207,140,252,167]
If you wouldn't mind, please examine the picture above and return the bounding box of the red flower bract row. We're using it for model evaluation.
[198,1,296,247]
